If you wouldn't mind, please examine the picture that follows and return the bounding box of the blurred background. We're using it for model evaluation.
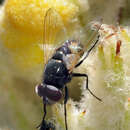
[0,0,4,4]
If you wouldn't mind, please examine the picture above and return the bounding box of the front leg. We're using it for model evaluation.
[72,73,102,101]
[36,102,47,130]
[64,86,68,130]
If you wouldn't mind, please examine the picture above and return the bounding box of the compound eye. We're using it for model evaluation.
[35,84,62,102]
[46,85,62,102]
[35,83,44,97]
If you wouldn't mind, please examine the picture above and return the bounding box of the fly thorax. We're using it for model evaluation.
[52,51,64,61]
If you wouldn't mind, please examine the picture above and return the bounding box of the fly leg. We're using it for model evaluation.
[40,103,47,130]
[72,73,102,101]
[75,35,100,68]
[36,101,47,130]
[64,86,68,130]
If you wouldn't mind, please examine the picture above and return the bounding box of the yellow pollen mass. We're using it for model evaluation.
[1,0,79,70]
[5,0,78,33]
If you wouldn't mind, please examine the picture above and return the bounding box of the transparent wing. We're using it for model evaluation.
[43,8,67,66]
[83,21,102,51]
[74,21,102,68]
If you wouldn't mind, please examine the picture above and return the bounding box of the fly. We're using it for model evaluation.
[35,8,102,130]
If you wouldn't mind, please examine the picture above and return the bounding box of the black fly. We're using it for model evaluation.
[35,8,102,130]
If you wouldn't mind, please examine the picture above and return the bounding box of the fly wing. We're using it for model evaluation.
[73,21,102,69]
[83,21,102,51]
[43,8,67,66]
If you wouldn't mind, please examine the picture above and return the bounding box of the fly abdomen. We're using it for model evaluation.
[56,44,71,56]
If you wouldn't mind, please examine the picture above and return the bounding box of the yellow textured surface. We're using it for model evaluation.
[1,0,78,69]
[5,0,78,33]
[13,44,43,68]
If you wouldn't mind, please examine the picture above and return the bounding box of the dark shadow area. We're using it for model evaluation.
[67,77,82,101]
[0,0,4,4]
